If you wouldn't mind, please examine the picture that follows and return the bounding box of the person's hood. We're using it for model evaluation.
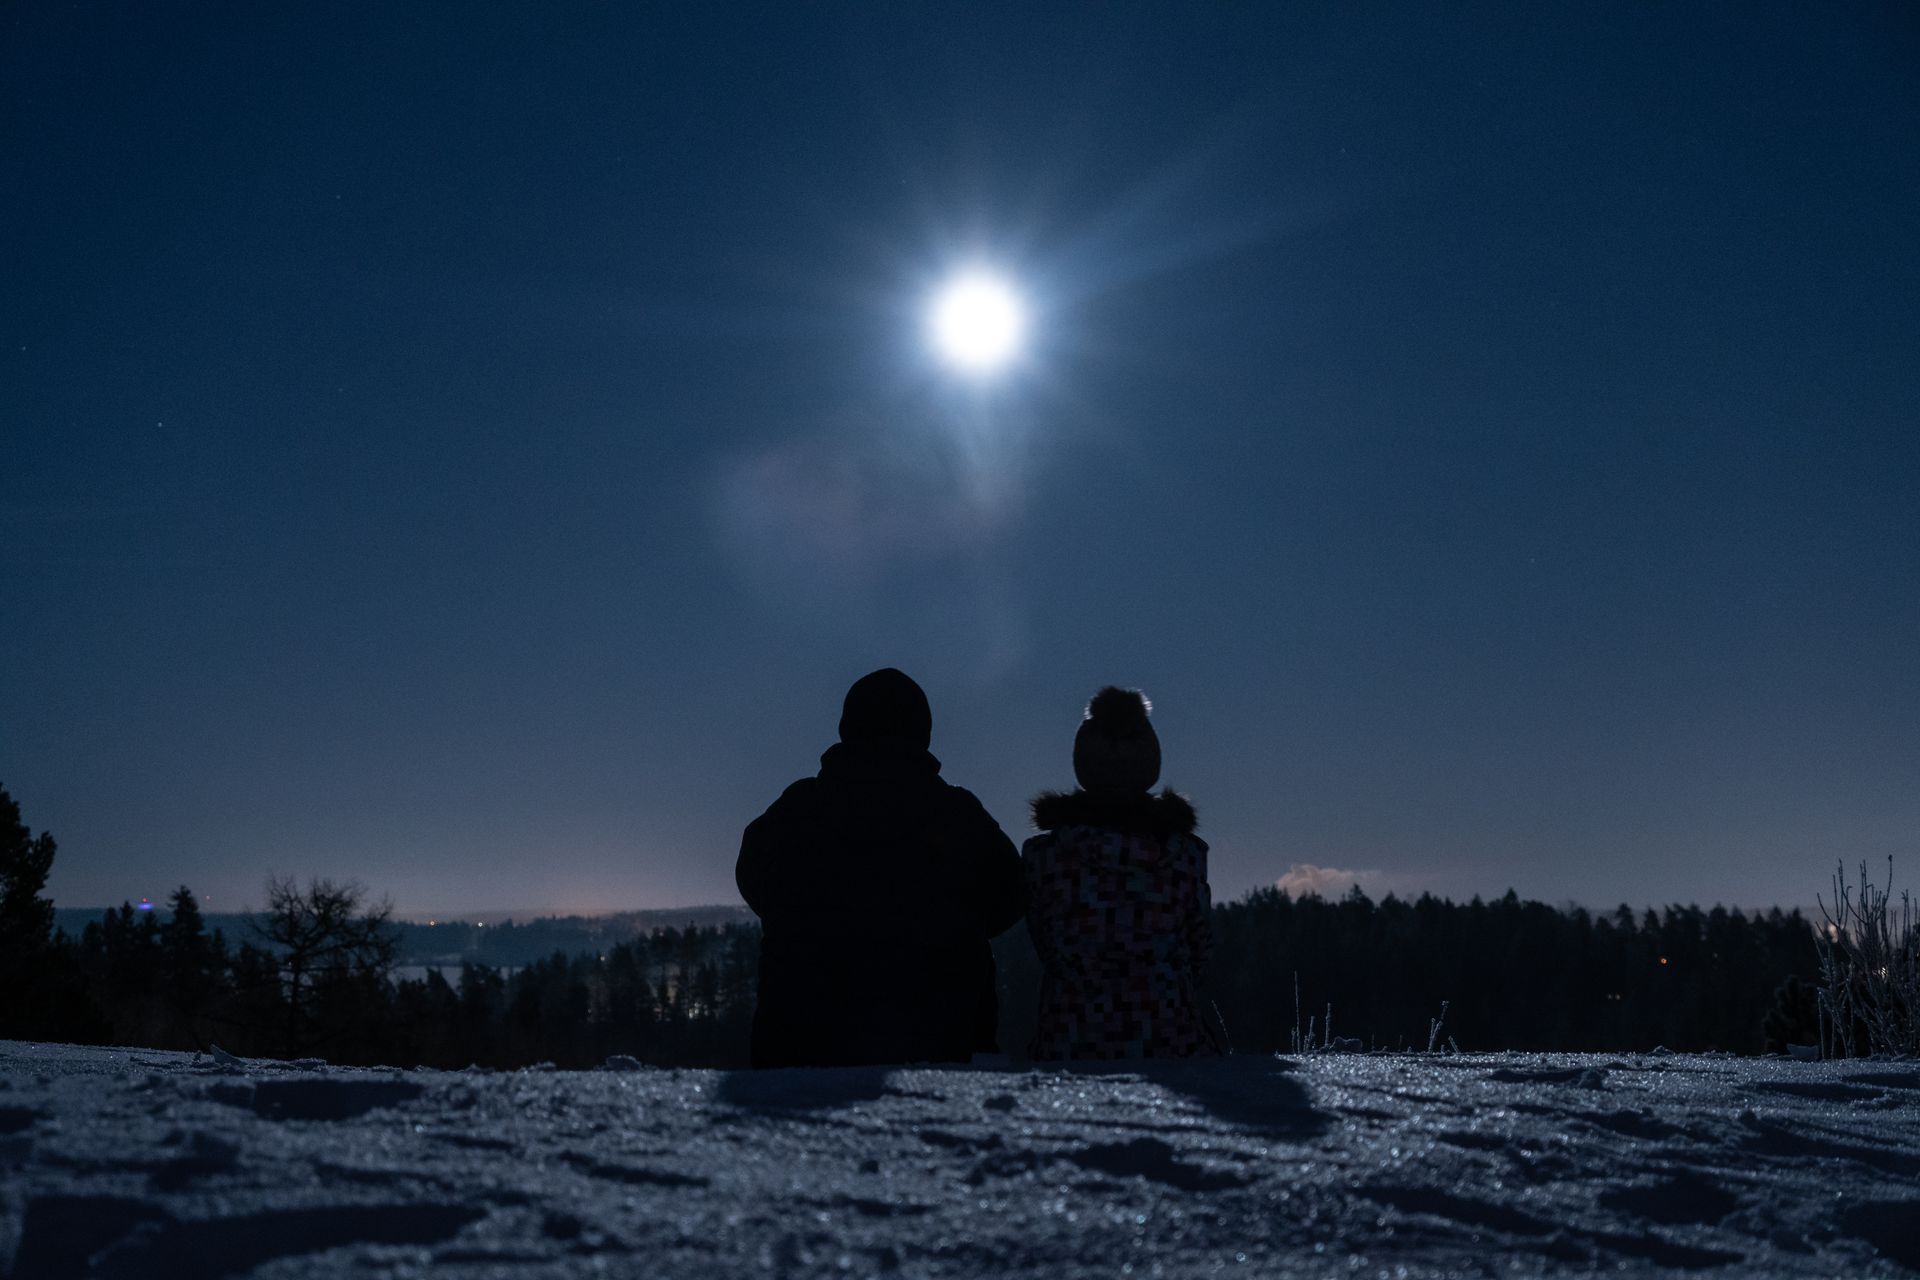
[1030,788,1196,836]
[814,740,948,840]
[819,739,942,782]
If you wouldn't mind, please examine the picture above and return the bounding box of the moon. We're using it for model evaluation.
[928,272,1025,374]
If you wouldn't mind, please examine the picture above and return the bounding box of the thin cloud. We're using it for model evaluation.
[712,420,1031,681]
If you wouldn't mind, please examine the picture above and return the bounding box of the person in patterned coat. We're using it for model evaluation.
[1023,686,1218,1060]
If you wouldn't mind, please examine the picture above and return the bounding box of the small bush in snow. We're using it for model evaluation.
[1814,859,1919,1057]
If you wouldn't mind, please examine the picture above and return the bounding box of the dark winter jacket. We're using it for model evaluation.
[1024,787,1217,1060]
[737,741,1026,1068]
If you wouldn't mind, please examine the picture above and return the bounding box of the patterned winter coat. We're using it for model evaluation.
[1022,788,1218,1060]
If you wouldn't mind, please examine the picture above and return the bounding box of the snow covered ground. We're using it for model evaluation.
[2,1040,1916,1278]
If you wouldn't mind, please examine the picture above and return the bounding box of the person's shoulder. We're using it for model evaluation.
[1029,789,1082,833]
[752,776,823,825]
[1020,830,1056,857]
[1151,789,1198,837]
[935,781,1014,836]
[936,780,990,813]
[1170,829,1209,859]
[1165,826,1209,879]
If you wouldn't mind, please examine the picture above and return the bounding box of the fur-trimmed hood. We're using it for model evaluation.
[1030,788,1197,837]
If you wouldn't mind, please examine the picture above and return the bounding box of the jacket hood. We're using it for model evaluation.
[1030,787,1197,837]
[819,740,942,780]
[812,741,947,841]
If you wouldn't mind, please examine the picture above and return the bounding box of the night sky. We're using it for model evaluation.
[5,5,1916,918]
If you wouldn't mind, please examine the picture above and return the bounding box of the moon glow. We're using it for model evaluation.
[928,272,1025,374]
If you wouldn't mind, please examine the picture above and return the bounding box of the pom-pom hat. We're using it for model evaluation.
[1072,686,1161,794]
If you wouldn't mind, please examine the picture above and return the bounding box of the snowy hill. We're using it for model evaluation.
[2,1041,1916,1277]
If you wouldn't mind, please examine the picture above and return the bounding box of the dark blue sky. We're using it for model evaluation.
[6,4,1916,916]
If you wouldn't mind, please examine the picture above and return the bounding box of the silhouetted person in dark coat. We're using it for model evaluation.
[737,668,1026,1068]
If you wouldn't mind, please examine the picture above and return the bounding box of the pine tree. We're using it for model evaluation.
[161,885,218,1042]
[0,784,61,1037]
[0,784,57,963]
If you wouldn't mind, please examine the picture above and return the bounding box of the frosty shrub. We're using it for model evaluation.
[1814,859,1919,1057]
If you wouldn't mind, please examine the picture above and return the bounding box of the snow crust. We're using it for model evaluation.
[2,1040,1917,1277]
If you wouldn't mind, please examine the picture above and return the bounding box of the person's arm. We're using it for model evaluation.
[1022,833,1065,970]
[734,810,775,918]
[735,783,816,922]
[1184,835,1213,982]
[950,788,1026,937]
[978,824,1027,940]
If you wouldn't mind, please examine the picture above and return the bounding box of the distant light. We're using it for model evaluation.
[136,898,153,911]
[1659,957,1668,966]
[929,272,1025,374]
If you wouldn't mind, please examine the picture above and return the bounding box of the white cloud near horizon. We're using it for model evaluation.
[1274,863,1384,900]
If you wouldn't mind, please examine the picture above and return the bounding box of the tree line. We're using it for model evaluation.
[2,875,760,1069]
[1193,885,1822,1056]
[2,783,1825,1066]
